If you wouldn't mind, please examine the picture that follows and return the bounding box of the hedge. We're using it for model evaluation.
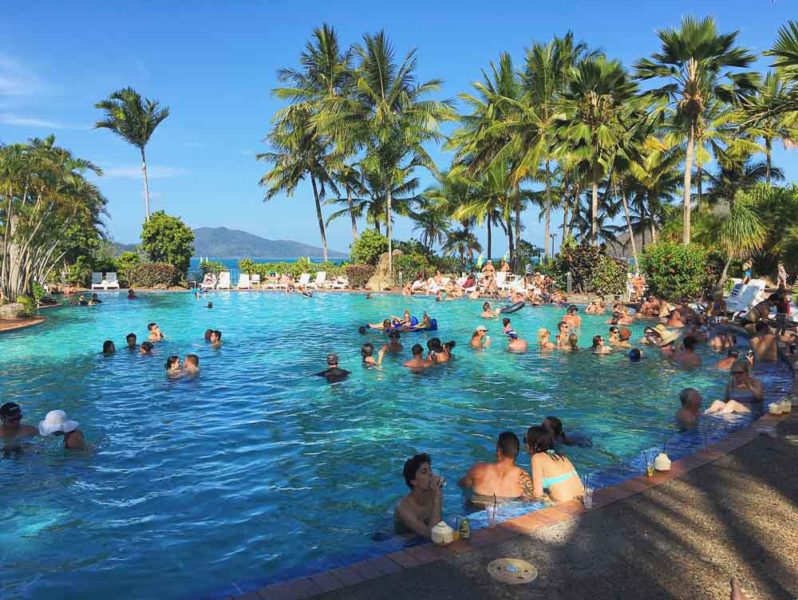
[126,263,180,288]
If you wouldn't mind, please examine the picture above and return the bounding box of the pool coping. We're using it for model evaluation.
[0,315,45,333]
[226,407,796,600]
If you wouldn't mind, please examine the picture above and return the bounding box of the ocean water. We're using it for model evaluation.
[0,292,790,599]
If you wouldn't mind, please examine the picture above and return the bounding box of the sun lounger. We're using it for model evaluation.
[237,273,252,290]
[200,273,217,291]
[217,271,231,290]
[91,272,105,290]
[297,273,311,287]
[251,274,261,289]
[330,276,348,290]
[727,279,766,314]
[495,272,510,291]
[309,271,328,289]
[105,272,120,290]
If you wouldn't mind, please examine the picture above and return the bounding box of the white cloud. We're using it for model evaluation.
[103,165,189,179]
[0,112,85,130]
[0,54,45,96]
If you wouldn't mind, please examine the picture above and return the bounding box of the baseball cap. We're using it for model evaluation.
[476,325,488,332]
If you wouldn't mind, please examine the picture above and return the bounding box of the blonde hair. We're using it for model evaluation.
[537,328,550,344]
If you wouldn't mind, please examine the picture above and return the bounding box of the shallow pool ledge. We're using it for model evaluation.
[231,407,796,600]
[0,316,45,334]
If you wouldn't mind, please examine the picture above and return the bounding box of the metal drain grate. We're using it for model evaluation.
[487,558,539,585]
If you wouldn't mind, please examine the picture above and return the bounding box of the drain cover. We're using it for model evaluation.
[487,558,538,585]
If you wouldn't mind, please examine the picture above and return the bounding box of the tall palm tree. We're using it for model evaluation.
[443,228,482,266]
[635,15,758,244]
[94,88,169,222]
[411,206,450,252]
[556,56,639,245]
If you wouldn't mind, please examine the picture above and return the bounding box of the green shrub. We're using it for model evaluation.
[126,262,180,288]
[116,251,141,287]
[640,242,708,301]
[242,259,345,280]
[395,238,427,256]
[393,253,431,281]
[17,295,36,316]
[590,255,627,296]
[32,282,45,305]
[429,255,461,275]
[557,243,626,295]
[238,258,256,274]
[140,211,195,275]
[350,230,388,265]
[344,264,375,288]
[65,256,92,287]
[199,260,225,276]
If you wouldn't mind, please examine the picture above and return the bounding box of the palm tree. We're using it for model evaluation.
[94,88,169,222]
[746,72,798,182]
[443,228,482,266]
[324,32,453,277]
[556,56,639,245]
[411,206,450,252]
[635,16,758,244]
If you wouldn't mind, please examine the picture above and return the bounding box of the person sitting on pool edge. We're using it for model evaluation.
[1,402,38,449]
[38,410,86,450]
[395,453,444,539]
[183,353,201,377]
[525,426,585,502]
[126,332,137,350]
[458,431,533,505]
[316,353,349,383]
[147,322,164,341]
[676,387,702,430]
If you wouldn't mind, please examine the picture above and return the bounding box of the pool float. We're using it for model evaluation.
[499,301,525,314]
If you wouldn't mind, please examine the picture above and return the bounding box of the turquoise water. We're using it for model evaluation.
[0,292,789,599]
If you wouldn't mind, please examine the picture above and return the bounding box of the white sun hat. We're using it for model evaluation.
[38,410,79,437]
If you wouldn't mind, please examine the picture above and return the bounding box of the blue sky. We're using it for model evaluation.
[2,0,797,254]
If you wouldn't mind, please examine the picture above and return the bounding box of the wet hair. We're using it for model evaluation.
[358,326,367,335]
[567,305,578,313]
[525,426,562,459]
[609,326,619,334]
[207,302,213,309]
[126,333,137,343]
[147,323,157,331]
[361,343,374,358]
[165,355,180,370]
[212,330,222,340]
[682,335,696,351]
[411,343,423,356]
[402,453,431,488]
[502,318,511,327]
[383,319,391,330]
[558,321,568,331]
[185,354,199,367]
[388,330,400,340]
[543,416,563,438]
[497,431,520,459]
[444,341,456,352]
[204,329,213,340]
[102,340,115,354]
[755,321,769,333]
[428,338,443,353]
[483,302,490,310]
[731,358,750,375]
[628,348,642,362]
[619,328,632,341]
[567,333,578,350]
[591,335,602,349]
[140,341,154,353]
[0,402,22,420]
[679,387,698,406]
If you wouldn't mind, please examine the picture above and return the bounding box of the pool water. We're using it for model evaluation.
[0,292,790,599]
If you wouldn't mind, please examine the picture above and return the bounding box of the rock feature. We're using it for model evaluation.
[0,302,27,319]
[366,249,402,291]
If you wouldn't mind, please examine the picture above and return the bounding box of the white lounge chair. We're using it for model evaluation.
[330,276,348,290]
[105,272,120,290]
[251,274,261,288]
[237,273,252,290]
[727,279,766,314]
[200,273,217,291]
[217,271,232,290]
[91,272,105,290]
[297,273,311,287]
[495,272,509,290]
[310,271,327,289]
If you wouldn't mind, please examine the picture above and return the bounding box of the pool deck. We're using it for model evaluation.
[0,316,45,333]
[230,408,798,600]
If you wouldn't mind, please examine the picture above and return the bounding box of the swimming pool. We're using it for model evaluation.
[0,292,790,599]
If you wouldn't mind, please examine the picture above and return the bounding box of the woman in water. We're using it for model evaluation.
[361,343,386,366]
[442,341,456,361]
[722,358,764,404]
[38,410,86,450]
[102,340,116,355]
[591,335,612,355]
[564,332,579,352]
[525,426,584,502]
[537,328,557,351]
[165,355,182,376]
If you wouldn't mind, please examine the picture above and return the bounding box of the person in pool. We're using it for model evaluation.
[127,288,137,300]
[361,343,386,366]
[564,332,579,352]
[458,431,533,505]
[673,335,702,368]
[542,416,592,447]
[90,293,102,305]
[537,328,557,351]
[591,335,612,355]
[38,410,86,450]
[147,322,164,341]
[125,332,137,351]
[165,355,182,376]
[470,325,490,349]
[394,453,444,539]
[481,302,500,318]
[525,426,585,502]
[506,330,528,353]
[426,338,446,364]
[676,388,702,429]
[316,353,349,383]
[404,344,432,370]
[102,340,116,355]
[563,305,581,329]
[381,330,404,354]
[183,354,201,376]
[750,322,777,363]
[555,321,570,349]
[720,358,763,404]
[717,349,745,370]
[139,341,154,355]
[1,402,38,449]
[413,312,431,331]
[442,341,456,361]
[209,330,222,348]
[709,330,736,350]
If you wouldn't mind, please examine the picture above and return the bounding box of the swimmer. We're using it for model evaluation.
[628,348,642,362]
[676,388,702,429]
[147,322,164,341]
[102,340,116,355]
[506,330,528,353]
[750,322,777,363]
[38,410,86,450]
[404,344,432,370]
[564,332,579,352]
[365,318,393,331]
[616,328,633,349]
[442,341,456,360]
[427,338,446,364]
[542,416,592,447]
[470,325,490,349]
[365,292,373,299]
[709,330,736,350]
[139,341,154,355]
[358,326,367,335]
[165,355,182,376]
[608,326,620,346]
[458,432,533,504]
[382,330,404,354]
[128,288,137,300]
[673,335,702,368]
[481,302,500,318]
[502,318,512,334]
[394,453,443,539]
[555,321,570,349]
[207,302,214,309]
[413,312,431,330]
[183,353,201,376]
[591,335,612,355]
[1,402,38,449]
[126,332,138,350]
[537,328,557,351]
[209,330,222,348]
[90,293,102,305]
[524,426,585,502]
[563,305,581,329]
[361,343,386,366]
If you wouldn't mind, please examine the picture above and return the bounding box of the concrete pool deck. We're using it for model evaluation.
[232,408,798,600]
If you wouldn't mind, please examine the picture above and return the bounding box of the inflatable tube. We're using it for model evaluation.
[500,301,525,314]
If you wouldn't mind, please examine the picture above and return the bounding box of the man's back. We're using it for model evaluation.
[465,461,530,499]
[751,333,777,362]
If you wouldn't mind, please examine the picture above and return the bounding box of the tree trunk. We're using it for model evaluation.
[348,186,358,240]
[514,187,521,269]
[591,177,599,246]
[696,164,703,212]
[386,186,393,280]
[717,254,733,291]
[507,214,515,265]
[683,122,695,244]
[544,160,552,261]
[310,174,329,262]
[486,214,492,260]
[766,137,773,184]
[621,188,639,273]
[141,148,151,222]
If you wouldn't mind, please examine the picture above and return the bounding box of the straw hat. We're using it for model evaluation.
[658,330,680,346]
[38,410,79,437]
[652,324,671,337]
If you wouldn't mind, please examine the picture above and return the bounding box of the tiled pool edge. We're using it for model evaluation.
[229,407,796,600]
[0,316,45,333]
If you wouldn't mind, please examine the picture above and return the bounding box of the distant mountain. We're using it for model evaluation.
[191,227,348,259]
[109,241,139,255]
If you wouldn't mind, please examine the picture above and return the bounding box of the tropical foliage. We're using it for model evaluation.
[140,211,195,276]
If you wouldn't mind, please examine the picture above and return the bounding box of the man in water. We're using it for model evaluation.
[1,402,38,449]
[147,322,165,341]
[382,330,403,354]
[676,388,702,429]
[749,322,777,363]
[316,353,350,383]
[673,335,702,368]
[506,330,528,353]
[458,431,532,504]
[394,453,443,539]
[481,302,500,318]
[209,330,222,348]
[126,332,138,350]
[563,305,581,329]
[404,344,432,370]
[183,354,201,376]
